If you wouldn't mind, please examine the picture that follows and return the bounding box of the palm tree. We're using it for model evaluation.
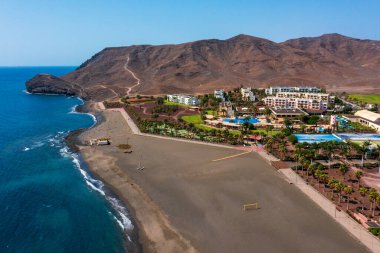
[356,141,371,167]
[355,171,364,188]
[320,174,329,192]
[299,124,306,134]
[294,143,303,172]
[265,136,275,153]
[314,169,324,188]
[339,163,349,176]
[369,188,378,217]
[328,179,338,199]
[321,142,334,169]
[278,142,287,161]
[264,107,271,119]
[307,163,317,178]
[265,125,274,135]
[343,186,353,210]
[334,181,345,204]
[359,187,368,211]
[376,195,380,220]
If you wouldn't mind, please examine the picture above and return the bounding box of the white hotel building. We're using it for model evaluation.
[167,94,200,106]
[265,86,322,95]
[240,87,255,101]
[264,92,333,110]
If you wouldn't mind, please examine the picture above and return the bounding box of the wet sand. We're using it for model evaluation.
[78,109,370,253]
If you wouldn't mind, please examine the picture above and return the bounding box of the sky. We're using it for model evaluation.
[1,0,380,66]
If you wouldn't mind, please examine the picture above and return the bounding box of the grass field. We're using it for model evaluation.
[251,129,280,135]
[348,94,380,104]
[206,110,216,115]
[182,114,203,124]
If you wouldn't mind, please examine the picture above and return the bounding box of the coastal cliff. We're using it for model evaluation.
[26,74,88,99]
[25,33,380,101]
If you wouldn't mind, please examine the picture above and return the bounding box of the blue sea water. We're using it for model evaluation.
[0,67,130,252]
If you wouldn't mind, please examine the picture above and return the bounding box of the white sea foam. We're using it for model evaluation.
[59,144,134,232]
[69,104,97,127]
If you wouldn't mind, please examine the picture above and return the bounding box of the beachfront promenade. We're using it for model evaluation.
[99,106,372,252]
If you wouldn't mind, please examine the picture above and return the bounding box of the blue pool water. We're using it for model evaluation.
[223,118,260,124]
[337,133,380,140]
[295,134,342,143]
[0,67,130,252]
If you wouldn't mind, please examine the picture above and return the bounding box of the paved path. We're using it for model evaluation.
[339,96,362,109]
[280,168,380,253]
[256,150,280,163]
[109,108,141,134]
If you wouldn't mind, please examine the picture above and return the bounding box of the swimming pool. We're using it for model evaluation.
[337,133,380,140]
[294,134,342,143]
[222,118,260,124]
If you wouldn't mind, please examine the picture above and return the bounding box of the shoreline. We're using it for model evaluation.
[65,100,371,253]
[64,102,143,253]
[74,103,197,253]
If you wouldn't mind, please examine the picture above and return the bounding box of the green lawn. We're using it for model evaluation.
[164,100,191,107]
[182,114,203,124]
[250,129,280,135]
[352,140,380,146]
[348,94,380,104]
[206,110,216,115]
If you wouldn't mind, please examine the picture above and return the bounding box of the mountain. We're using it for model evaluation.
[26,34,380,101]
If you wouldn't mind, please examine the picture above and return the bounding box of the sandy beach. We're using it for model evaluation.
[75,106,370,253]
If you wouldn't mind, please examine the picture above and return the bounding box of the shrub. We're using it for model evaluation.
[288,134,298,144]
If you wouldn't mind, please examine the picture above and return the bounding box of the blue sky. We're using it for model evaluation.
[1,0,379,66]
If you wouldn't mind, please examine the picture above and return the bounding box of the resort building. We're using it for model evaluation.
[167,94,200,106]
[214,89,225,101]
[264,92,332,110]
[353,110,380,133]
[270,108,308,119]
[219,101,235,117]
[265,86,322,95]
[240,87,255,101]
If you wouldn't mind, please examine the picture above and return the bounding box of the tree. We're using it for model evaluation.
[343,187,353,210]
[359,187,368,211]
[328,179,338,199]
[265,136,275,153]
[369,188,379,217]
[278,142,287,161]
[265,125,274,135]
[307,163,317,178]
[355,171,364,187]
[264,107,271,118]
[314,169,324,188]
[156,97,164,104]
[319,174,329,191]
[334,181,345,203]
[339,163,349,175]
[321,141,334,169]
[284,118,292,130]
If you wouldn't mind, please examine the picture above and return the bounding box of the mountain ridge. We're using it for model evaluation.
[26,33,380,101]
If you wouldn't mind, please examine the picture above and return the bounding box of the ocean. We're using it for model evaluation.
[0,67,132,252]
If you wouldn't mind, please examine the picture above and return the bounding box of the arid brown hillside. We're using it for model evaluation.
[27,34,380,101]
